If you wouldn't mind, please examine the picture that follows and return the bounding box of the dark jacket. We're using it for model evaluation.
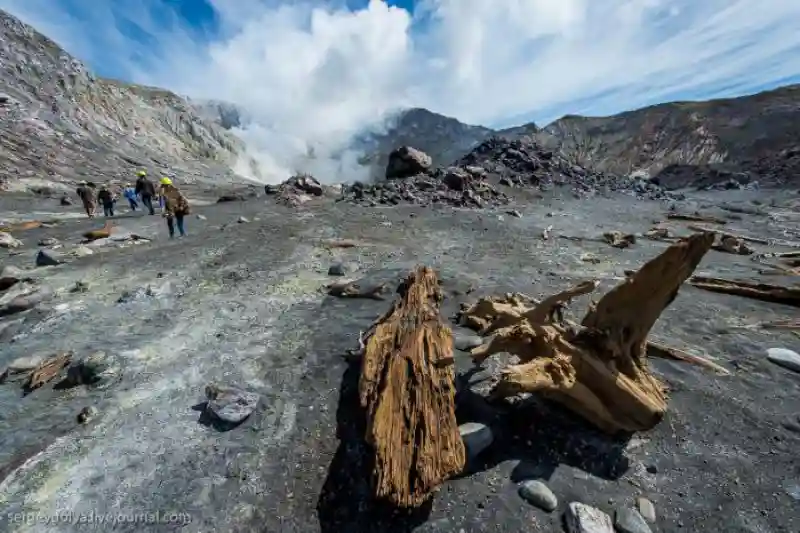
[135,176,156,197]
[160,184,190,216]
[97,189,114,206]
[76,185,94,204]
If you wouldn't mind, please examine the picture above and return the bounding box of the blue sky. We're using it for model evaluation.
[2,0,800,181]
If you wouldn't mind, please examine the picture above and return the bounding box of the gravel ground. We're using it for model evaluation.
[0,187,798,533]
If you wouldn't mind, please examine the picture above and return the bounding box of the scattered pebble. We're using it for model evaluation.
[506,209,522,218]
[636,497,656,523]
[77,406,97,424]
[327,263,346,276]
[72,245,94,257]
[453,332,484,351]
[0,265,25,290]
[197,214,207,220]
[458,422,493,461]
[205,383,260,424]
[237,216,249,224]
[0,231,23,249]
[565,502,613,533]
[70,281,89,293]
[518,480,558,512]
[38,237,58,246]
[66,351,121,387]
[35,249,64,267]
[614,507,652,533]
[766,348,800,373]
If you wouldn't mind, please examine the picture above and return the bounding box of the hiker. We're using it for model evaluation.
[123,184,138,211]
[75,181,96,218]
[134,170,156,215]
[159,177,190,238]
[97,185,116,217]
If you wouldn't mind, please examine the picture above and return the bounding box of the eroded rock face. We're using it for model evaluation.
[385,146,433,179]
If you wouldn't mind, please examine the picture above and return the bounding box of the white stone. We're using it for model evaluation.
[767,348,800,373]
[565,502,614,533]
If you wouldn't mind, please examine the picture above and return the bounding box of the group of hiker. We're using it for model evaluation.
[74,170,190,238]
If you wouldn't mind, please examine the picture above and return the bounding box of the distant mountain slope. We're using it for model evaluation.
[352,108,496,179]
[534,85,800,186]
[0,10,261,193]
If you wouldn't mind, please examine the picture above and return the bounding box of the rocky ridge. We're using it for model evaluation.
[0,10,262,195]
[532,85,800,187]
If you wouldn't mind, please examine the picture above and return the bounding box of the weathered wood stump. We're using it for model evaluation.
[458,233,715,435]
[359,266,465,508]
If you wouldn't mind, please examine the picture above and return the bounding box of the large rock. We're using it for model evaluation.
[0,231,22,249]
[385,146,433,179]
[204,383,260,424]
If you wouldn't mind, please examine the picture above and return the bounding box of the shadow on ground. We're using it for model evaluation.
[316,359,434,533]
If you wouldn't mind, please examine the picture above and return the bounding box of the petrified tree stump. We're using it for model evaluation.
[359,266,465,508]
[459,233,715,435]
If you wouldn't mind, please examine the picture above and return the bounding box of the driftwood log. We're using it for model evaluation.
[358,266,465,508]
[457,233,715,435]
[688,276,800,307]
[23,352,72,393]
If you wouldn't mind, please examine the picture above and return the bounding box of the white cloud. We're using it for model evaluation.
[2,0,800,183]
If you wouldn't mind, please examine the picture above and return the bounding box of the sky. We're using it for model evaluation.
[2,0,800,181]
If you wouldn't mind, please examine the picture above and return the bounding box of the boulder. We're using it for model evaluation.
[385,146,432,179]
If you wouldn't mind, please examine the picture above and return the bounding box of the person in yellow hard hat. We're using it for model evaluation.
[159,177,190,238]
[134,170,156,215]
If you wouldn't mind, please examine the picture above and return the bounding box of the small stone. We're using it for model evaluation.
[766,348,800,373]
[7,354,45,372]
[565,502,613,533]
[506,209,522,218]
[38,237,58,246]
[35,249,64,267]
[60,195,72,206]
[637,497,656,523]
[66,351,120,387]
[518,480,558,512]
[70,281,89,293]
[197,214,207,220]
[459,422,494,461]
[205,383,260,424]
[0,232,23,249]
[645,464,658,474]
[0,265,25,290]
[77,406,97,424]
[237,216,249,224]
[72,246,94,257]
[327,263,346,276]
[615,507,652,533]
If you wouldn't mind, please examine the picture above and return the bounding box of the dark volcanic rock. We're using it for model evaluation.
[385,146,433,179]
[265,173,325,207]
[455,136,680,201]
